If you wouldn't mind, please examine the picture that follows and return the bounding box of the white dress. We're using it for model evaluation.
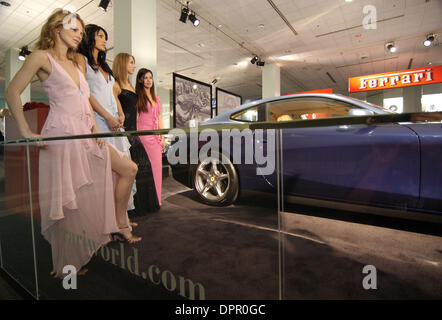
[84,57,136,210]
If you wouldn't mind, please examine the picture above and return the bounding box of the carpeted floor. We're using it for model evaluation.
[2,176,441,300]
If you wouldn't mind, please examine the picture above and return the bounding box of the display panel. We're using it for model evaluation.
[383,97,404,113]
[2,129,280,299]
[276,96,442,299]
[216,87,242,116]
[422,93,442,112]
[0,142,39,298]
[173,73,212,128]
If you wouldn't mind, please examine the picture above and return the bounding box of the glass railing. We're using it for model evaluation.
[0,141,39,298]
[1,110,441,299]
[1,125,280,299]
[278,112,442,299]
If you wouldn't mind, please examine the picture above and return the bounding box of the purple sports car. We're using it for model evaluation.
[170,94,442,218]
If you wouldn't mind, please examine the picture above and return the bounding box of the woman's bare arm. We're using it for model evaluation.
[85,100,106,148]
[75,53,120,130]
[89,94,120,129]
[75,53,86,75]
[113,82,125,128]
[4,50,48,138]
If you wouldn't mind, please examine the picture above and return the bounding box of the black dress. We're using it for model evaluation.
[118,89,160,214]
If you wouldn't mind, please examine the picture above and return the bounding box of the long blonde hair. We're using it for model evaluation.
[113,53,135,88]
[35,9,85,62]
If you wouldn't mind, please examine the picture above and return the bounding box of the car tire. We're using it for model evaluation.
[193,151,239,206]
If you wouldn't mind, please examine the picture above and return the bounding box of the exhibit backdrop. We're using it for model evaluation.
[173,73,212,128]
[216,87,242,116]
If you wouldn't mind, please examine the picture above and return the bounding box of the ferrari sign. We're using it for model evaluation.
[349,65,442,93]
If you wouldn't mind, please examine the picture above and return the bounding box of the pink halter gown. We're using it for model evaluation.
[39,52,120,277]
[137,96,162,206]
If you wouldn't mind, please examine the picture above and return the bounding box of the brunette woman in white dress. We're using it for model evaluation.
[76,24,139,231]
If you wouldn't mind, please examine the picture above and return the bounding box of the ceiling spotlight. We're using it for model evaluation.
[188,11,200,27]
[18,46,31,61]
[386,42,397,53]
[251,55,259,64]
[179,7,189,23]
[257,60,265,67]
[423,34,435,47]
[98,0,110,11]
[0,1,11,7]
[235,61,248,67]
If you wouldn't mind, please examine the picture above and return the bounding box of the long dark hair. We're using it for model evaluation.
[77,24,113,77]
[136,68,156,113]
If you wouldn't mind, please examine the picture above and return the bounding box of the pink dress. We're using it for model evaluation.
[39,52,120,277]
[137,96,162,206]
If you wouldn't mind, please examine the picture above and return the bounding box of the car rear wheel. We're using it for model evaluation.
[193,152,239,206]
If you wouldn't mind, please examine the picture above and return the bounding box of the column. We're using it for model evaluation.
[262,63,280,98]
[157,87,171,129]
[113,0,157,83]
[5,48,31,108]
[403,86,422,113]
[366,90,383,106]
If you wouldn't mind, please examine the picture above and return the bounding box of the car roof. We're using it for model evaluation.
[204,93,390,125]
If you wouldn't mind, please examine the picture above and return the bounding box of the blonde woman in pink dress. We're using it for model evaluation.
[135,69,165,207]
[4,10,140,277]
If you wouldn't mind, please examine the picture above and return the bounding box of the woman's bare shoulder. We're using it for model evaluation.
[74,53,86,64]
[24,50,51,72]
[30,49,49,58]
[74,53,86,73]
[113,80,122,95]
[26,50,49,64]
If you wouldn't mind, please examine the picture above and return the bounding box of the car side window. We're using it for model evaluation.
[269,98,353,121]
[231,104,266,122]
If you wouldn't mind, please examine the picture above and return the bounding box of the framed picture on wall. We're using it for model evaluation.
[216,87,242,116]
[173,73,212,128]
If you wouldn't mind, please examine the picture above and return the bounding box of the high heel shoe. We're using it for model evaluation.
[111,227,142,244]
[129,221,138,228]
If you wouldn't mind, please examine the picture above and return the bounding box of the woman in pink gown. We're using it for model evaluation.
[4,10,139,277]
[135,69,165,207]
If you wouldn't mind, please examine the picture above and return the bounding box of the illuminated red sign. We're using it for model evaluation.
[284,88,333,96]
[349,65,442,93]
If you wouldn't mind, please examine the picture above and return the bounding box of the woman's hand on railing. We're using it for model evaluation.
[22,131,45,147]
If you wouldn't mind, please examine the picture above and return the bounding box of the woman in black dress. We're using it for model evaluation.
[113,53,160,214]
